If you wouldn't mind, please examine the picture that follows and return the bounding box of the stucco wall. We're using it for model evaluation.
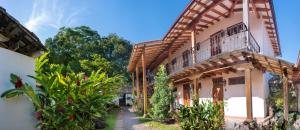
[0,48,36,130]
[176,69,268,118]
[261,21,275,57]
[168,12,275,62]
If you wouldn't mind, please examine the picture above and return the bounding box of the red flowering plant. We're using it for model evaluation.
[1,53,123,130]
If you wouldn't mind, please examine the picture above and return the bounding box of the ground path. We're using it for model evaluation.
[115,107,156,130]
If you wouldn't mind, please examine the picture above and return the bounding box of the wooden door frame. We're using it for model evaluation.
[183,83,191,107]
[212,77,224,103]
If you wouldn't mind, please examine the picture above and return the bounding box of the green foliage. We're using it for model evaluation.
[178,100,224,130]
[150,65,174,122]
[1,53,123,130]
[80,54,112,75]
[268,74,297,112]
[45,26,132,80]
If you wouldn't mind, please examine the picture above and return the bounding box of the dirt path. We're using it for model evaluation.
[115,107,155,130]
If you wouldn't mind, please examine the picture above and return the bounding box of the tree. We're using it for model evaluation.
[45,26,132,80]
[150,65,174,121]
[79,54,112,75]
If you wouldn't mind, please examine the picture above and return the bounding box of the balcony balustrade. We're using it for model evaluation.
[168,31,260,75]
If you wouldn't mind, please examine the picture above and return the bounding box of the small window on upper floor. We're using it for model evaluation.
[196,43,201,51]
[227,22,247,36]
[171,58,177,65]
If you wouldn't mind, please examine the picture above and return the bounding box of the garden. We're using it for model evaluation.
[133,65,225,130]
[1,26,132,130]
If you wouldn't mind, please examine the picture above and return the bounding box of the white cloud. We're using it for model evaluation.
[25,0,83,32]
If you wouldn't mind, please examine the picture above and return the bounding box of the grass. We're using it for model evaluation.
[103,110,118,130]
[138,117,180,130]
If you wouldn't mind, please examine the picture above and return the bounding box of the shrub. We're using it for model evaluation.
[178,100,224,130]
[1,53,123,129]
[150,65,174,122]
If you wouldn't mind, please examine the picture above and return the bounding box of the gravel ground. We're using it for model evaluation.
[115,107,156,130]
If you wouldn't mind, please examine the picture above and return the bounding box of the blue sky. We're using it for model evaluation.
[0,0,299,63]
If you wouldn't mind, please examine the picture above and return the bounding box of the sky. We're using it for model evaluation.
[0,0,299,63]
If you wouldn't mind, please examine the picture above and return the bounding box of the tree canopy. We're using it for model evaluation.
[45,26,132,81]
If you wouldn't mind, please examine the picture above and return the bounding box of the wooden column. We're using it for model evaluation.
[243,0,250,49]
[245,68,253,120]
[131,73,135,96]
[142,48,148,114]
[193,78,198,100]
[135,67,140,108]
[191,30,196,64]
[283,68,289,122]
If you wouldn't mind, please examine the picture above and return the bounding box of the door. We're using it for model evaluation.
[183,84,190,107]
[210,31,224,56]
[212,84,224,103]
[182,50,190,67]
[212,78,224,103]
[212,78,224,117]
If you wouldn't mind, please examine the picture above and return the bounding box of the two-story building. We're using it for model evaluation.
[128,0,298,128]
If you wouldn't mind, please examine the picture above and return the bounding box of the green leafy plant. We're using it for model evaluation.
[178,100,224,130]
[150,65,174,122]
[1,53,123,130]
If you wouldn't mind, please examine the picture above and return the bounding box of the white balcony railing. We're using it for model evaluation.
[168,31,260,75]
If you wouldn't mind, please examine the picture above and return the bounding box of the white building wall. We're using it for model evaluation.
[168,13,275,61]
[0,48,37,130]
[261,22,276,57]
[174,69,267,119]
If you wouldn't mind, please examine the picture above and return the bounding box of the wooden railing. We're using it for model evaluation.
[168,31,260,75]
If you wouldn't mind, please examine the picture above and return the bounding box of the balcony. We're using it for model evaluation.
[168,30,260,75]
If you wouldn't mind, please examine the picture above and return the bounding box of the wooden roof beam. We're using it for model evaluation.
[195,1,208,8]
[211,9,227,18]
[227,0,238,17]
[219,3,230,11]
[251,0,260,18]
[230,54,240,62]
[204,14,220,21]
[188,0,224,29]
[196,24,209,28]
[183,16,194,20]
[178,21,189,25]
[189,9,201,14]
[233,8,270,12]
[199,19,214,25]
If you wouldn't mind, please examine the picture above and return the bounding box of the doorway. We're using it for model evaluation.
[212,78,224,103]
[183,83,191,107]
[210,31,224,56]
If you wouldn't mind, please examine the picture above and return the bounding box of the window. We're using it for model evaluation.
[165,63,170,74]
[210,31,224,56]
[171,58,177,70]
[182,50,190,67]
[227,22,247,36]
[212,77,224,86]
[228,76,245,85]
[196,42,200,51]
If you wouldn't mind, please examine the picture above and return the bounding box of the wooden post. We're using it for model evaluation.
[142,48,148,115]
[131,73,135,95]
[245,68,253,120]
[193,78,198,100]
[191,30,196,64]
[135,67,140,109]
[243,0,250,49]
[283,68,289,122]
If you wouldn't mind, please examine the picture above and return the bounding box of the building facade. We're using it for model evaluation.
[128,0,299,129]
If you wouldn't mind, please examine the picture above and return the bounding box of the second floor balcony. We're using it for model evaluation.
[168,30,260,75]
